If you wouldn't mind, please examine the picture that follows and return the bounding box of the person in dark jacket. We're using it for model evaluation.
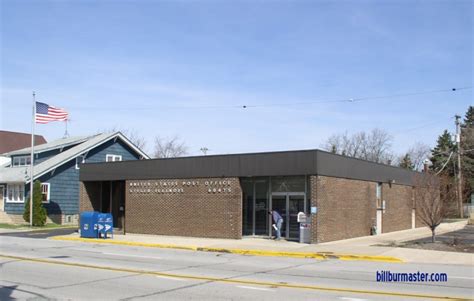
[269,210,283,240]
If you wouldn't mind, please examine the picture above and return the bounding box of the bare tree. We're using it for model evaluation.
[322,128,394,164]
[414,174,454,242]
[362,128,393,163]
[406,142,431,171]
[153,136,188,158]
[124,129,147,151]
[100,127,147,151]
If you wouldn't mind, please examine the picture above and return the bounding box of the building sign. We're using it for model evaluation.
[128,179,233,195]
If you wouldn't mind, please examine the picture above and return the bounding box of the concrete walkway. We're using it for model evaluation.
[52,221,473,265]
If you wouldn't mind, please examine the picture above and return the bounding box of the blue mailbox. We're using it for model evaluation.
[98,213,113,239]
[80,212,98,238]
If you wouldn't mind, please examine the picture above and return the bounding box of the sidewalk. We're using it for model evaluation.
[51,221,473,265]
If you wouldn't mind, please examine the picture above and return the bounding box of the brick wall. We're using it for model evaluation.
[79,181,101,212]
[311,176,377,243]
[310,176,318,243]
[381,183,413,233]
[415,208,426,228]
[125,177,242,239]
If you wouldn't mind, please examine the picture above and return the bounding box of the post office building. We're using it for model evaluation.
[79,149,422,243]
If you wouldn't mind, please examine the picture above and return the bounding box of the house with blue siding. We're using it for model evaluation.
[0,132,149,224]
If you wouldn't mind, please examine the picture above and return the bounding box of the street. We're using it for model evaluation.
[0,233,473,300]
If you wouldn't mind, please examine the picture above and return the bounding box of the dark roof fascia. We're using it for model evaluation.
[315,151,419,186]
[80,149,419,185]
[80,150,317,181]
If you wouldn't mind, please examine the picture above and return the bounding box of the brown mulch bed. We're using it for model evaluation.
[400,241,474,253]
[397,225,474,253]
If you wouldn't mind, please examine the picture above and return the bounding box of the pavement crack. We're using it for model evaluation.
[46,274,140,290]
[119,280,215,300]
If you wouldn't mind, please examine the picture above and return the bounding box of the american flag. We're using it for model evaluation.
[35,101,69,124]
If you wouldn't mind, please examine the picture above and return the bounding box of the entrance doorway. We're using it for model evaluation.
[271,192,306,240]
[100,181,125,231]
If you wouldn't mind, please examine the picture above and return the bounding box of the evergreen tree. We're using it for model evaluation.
[461,106,474,198]
[23,180,47,226]
[429,130,455,176]
[399,153,414,170]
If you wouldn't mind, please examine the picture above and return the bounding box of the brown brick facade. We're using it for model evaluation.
[79,175,419,243]
[381,183,413,233]
[310,176,421,243]
[125,177,242,239]
[79,181,101,213]
[311,176,377,243]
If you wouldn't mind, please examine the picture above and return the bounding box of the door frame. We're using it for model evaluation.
[376,209,383,234]
[270,192,306,239]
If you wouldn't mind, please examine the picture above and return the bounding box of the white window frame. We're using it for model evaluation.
[75,154,86,169]
[41,183,51,203]
[106,154,122,162]
[12,156,31,167]
[6,183,25,203]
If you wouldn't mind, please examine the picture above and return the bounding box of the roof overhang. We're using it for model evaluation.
[80,149,420,186]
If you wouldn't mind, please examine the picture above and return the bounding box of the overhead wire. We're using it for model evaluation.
[435,151,454,175]
[69,86,471,110]
[393,117,455,135]
[237,86,472,109]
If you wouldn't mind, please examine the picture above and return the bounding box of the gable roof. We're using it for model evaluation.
[0,131,47,154]
[4,135,89,156]
[0,132,149,183]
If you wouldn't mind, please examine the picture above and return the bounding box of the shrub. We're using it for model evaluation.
[23,180,47,226]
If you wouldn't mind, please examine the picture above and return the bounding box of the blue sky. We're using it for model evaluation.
[1,0,472,156]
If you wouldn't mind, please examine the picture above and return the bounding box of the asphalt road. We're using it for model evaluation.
[0,234,473,300]
[0,227,76,239]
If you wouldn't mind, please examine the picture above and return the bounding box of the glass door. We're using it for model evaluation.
[271,195,287,238]
[271,192,306,240]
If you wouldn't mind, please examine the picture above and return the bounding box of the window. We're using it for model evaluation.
[75,155,86,169]
[6,184,25,203]
[12,156,31,167]
[106,154,122,162]
[376,183,383,209]
[41,183,50,203]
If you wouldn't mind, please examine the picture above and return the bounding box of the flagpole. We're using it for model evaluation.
[30,92,36,227]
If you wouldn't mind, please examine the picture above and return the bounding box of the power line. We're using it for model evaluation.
[435,151,454,175]
[393,117,455,135]
[239,86,472,109]
[69,86,471,111]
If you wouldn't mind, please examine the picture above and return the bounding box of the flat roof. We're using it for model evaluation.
[80,149,419,186]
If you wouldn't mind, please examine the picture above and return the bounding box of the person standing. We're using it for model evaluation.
[269,210,284,240]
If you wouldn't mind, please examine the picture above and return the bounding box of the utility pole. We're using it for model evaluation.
[455,115,463,218]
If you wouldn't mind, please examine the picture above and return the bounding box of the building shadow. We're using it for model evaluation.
[44,201,62,224]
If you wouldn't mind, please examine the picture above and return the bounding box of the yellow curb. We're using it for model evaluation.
[0,254,466,300]
[50,235,403,263]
